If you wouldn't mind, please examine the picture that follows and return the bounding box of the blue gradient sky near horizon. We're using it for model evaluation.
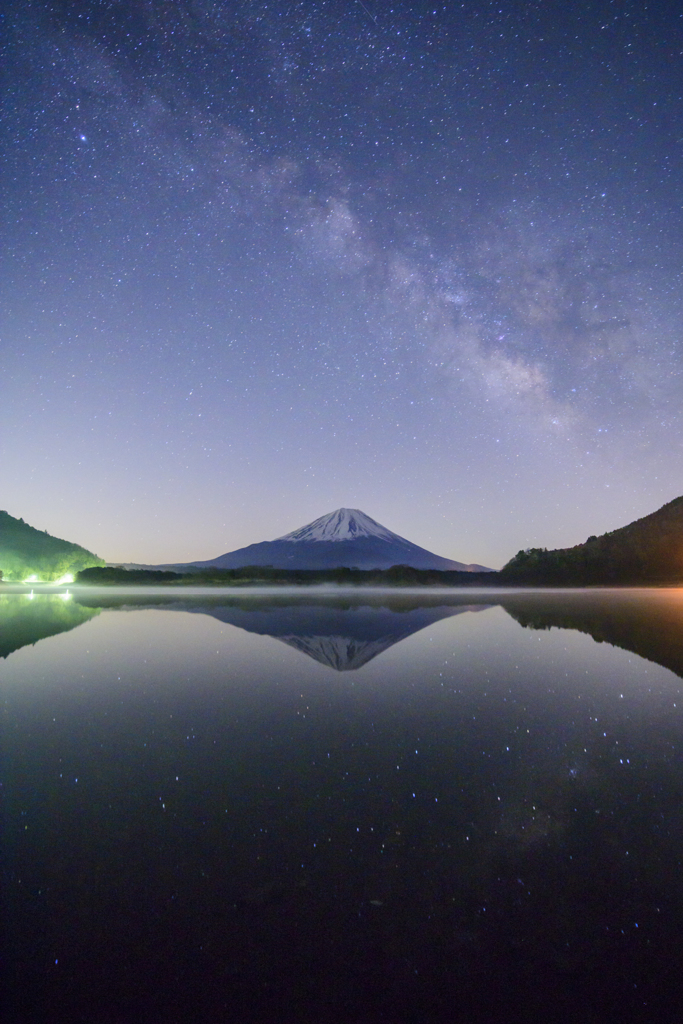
[2,0,682,568]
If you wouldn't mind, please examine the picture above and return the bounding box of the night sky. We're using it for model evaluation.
[2,0,682,568]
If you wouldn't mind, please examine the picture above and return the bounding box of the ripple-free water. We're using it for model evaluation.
[3,586,683,1023]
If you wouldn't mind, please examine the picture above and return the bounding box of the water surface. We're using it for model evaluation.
[3,586,683,1022]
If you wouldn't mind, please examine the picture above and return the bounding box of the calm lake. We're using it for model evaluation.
[3,585,683,1023]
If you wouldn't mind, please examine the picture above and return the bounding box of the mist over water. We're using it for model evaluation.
[4,587,683,1022]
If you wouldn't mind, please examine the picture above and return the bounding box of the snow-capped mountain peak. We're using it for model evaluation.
[277,508,402,544]
[183,507,492,571]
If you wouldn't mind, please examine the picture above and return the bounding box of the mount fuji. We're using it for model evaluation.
[183,509,492,572]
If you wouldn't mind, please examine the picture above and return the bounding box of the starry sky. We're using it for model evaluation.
[2,0,683,568]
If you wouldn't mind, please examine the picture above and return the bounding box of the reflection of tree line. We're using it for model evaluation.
[499,591,683,681]
[3,590,683,679]
[0,595,99,659]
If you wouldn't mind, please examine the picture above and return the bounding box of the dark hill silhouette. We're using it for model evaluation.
[500,495,683,585]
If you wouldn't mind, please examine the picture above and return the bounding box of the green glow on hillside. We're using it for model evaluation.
[0,510,104,582]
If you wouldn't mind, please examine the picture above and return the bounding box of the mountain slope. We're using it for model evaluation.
[186,508,492,572]
[0,510,104,581]
[500,495,683,584]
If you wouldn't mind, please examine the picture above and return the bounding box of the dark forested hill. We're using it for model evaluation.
[500,495,683,585]
[0,510,104,581]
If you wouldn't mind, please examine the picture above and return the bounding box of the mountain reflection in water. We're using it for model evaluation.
[107,598,487,671]
[5,585,683,1023]
[4,586,683,678]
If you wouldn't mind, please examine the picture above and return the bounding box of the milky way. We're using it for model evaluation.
[2,0,682,566]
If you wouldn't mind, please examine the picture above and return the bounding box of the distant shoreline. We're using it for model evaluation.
[73,565,683,588]
[3,577,682,594]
